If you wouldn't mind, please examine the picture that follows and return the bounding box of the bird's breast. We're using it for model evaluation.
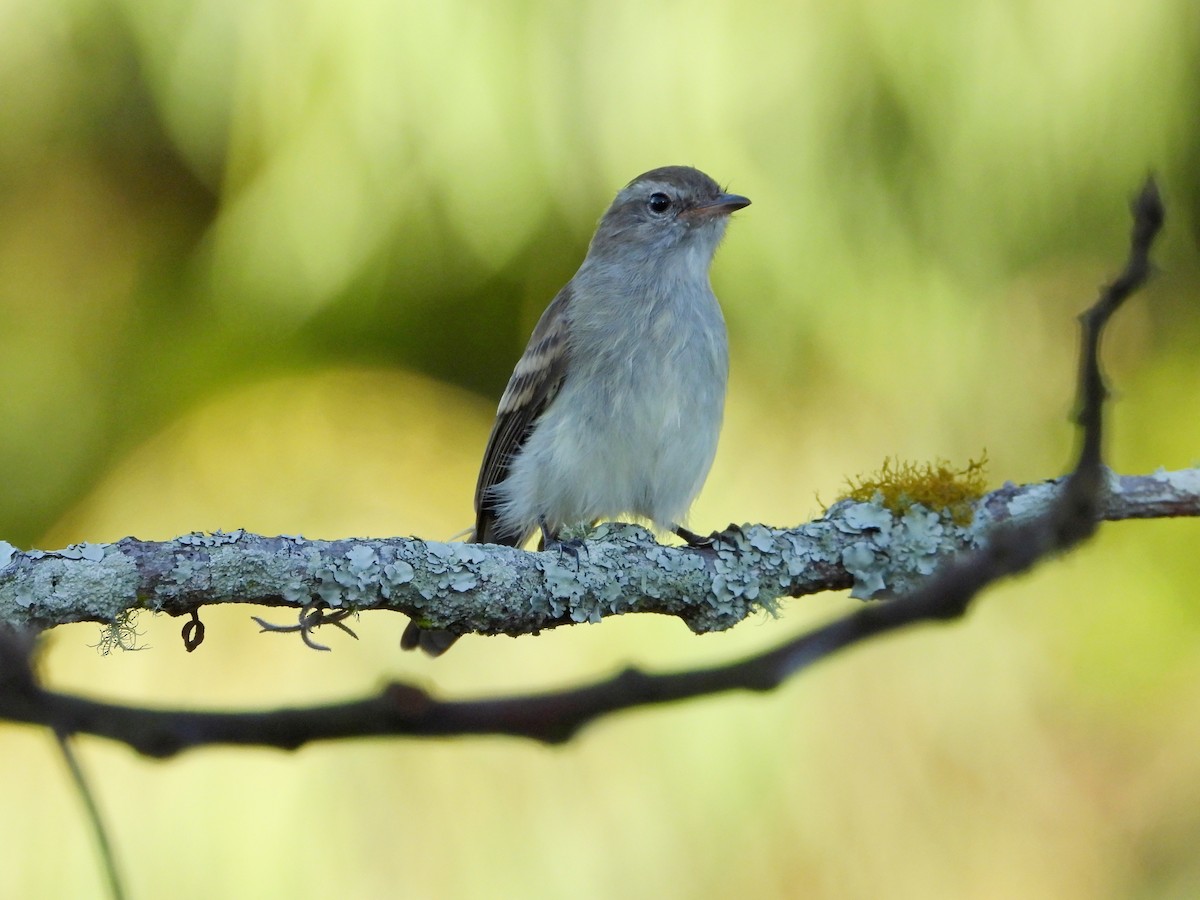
[544,280,728,524]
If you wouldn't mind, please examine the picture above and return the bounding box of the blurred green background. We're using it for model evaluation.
[3,0,1200,896]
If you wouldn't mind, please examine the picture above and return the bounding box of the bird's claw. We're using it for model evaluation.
[545,535,588,568]
[673,523,742,549]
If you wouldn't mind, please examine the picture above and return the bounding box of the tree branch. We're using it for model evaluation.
[1,467,1197,642]
[0,177,1168,754]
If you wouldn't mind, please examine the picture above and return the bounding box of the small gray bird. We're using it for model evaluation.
[403,165,750,655]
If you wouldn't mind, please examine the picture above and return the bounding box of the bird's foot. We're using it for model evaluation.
[672,523,742,549]
[545,535,588,567]
[539,519,589,567]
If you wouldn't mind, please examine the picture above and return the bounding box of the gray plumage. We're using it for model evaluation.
[403,166,749,655]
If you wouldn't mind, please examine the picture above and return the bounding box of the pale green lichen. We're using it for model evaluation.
[541,553,586,620]
[420,541,487,598]
[313,545,385,608]
[837,504,894,536]
[345,545,378,573]
[178,530,245,547]
[167,557,199,588]
[782,525,840,577]
[448,572,478,592]
[39,542,109,562]
[281,580,310,604]
[888,506,947,576]
[379,559,415,600]
[93,610,146,655]
[842,542,887,598]
[706,526,771,621]
[830,493,978,600]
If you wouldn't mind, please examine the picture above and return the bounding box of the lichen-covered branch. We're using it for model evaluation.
[0,466,1196,644]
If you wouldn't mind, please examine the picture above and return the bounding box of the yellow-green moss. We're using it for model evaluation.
[839,454,989,526]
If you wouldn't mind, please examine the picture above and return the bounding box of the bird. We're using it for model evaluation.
[403,165,750,655]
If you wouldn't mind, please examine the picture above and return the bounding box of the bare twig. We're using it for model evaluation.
[0,178,1166,754]
[54,731,126,900]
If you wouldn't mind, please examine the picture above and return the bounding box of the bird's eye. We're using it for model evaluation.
[647,192,672,214]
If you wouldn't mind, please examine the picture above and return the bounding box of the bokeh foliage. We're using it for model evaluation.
[2,0,1199,897]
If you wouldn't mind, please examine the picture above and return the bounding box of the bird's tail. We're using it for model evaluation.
[400,621,460,656]
[402,518,537,656]
[400,525,477,657]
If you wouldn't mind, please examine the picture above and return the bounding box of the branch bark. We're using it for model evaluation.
[1,468,1197,644]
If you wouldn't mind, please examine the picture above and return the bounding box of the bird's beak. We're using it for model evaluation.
[685,192,752,221]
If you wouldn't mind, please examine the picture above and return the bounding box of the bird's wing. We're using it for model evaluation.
[473,283,574,545]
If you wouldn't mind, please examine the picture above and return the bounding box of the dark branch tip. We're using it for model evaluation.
[1132,176,1165,241]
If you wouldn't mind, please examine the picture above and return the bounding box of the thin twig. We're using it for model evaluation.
[54,730,126,900]
[0,178,1166,754]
